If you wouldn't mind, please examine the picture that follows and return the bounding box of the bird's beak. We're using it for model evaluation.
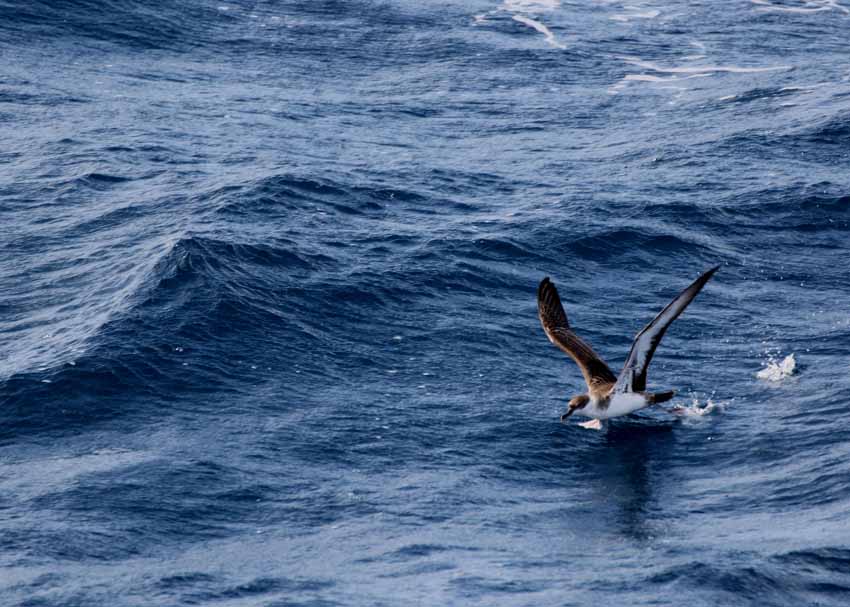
[560,407,575,422]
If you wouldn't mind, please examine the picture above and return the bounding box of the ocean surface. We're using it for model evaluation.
[2,1,850,605]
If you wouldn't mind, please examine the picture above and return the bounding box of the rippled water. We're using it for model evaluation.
[2,1,850,605]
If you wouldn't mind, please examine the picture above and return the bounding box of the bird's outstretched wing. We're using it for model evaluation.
[538,277,617,394]
[614,266,719,393]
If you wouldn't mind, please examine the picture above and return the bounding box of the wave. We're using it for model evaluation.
[803,112,850,146]
[0,0,476,70]
[0,230,337,440]
[716,113,850,166]
[0,168,448,385]
[569,227,712,263]
[0,0,212,51]
[717,86,804,105]
[213,174,429,219]
[650,550,850,603]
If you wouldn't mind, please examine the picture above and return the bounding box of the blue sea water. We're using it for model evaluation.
[2,0,850,604]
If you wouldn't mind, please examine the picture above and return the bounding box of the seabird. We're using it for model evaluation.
[538,266,719,429]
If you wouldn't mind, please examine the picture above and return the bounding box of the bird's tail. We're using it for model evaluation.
[648,390,676,404]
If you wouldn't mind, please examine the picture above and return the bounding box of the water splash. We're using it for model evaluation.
[578,419,604,430]
[672,397,726,419]
[757,353,797,382]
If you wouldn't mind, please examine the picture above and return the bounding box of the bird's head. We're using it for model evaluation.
[562,394,590,419]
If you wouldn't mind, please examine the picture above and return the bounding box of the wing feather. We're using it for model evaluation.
[615,266,719,392]
[537,277,616,393]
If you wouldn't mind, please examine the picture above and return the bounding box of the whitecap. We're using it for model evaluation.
[751,0,849,15]
[503,0,561,11]
[512,15,567,49]
[475,0,567,49]
[621,56,790,75]
[608,72,705,93]
[611,8,660,22]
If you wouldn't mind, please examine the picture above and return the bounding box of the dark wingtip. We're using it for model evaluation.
[698,265,720,285]
[537,276,570,330]
[651,390,676,404]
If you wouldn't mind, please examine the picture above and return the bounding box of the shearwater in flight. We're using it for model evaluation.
[538,266,719,429]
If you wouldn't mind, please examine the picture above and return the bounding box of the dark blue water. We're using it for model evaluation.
[2,0,850,604]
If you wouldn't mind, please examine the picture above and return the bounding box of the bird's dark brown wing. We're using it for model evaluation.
[614,265,719,393]
[538,277,617,394]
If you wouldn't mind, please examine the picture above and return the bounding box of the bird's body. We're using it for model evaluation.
[580,392,648,420]
[537,266,718,425]
[564,387,675,421]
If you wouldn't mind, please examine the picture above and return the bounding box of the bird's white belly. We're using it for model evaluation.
[587,393,646,420]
